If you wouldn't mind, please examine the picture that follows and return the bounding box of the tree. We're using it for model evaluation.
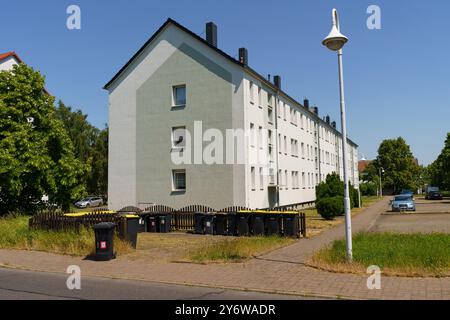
[427,133,450,190]
[55,101,108,198]
[87,127,108,197]
[375,137,420,194]
[0,64,86,214]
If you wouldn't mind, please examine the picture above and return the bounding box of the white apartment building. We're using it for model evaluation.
[105,19,359,210]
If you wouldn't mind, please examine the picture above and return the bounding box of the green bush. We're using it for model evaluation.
[360,182,378,196]
[316,196,344,220]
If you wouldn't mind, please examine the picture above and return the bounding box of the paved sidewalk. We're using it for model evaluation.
[1,198,449,300]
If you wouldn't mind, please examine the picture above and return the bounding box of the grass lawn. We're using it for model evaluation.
[305,196,381,237]
[0,215,131,257]
[310,232,450,277]
[186,236,296,263]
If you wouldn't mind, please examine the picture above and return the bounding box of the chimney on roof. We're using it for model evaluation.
[304,98,310,109]
[268,74,271,82]
[239,48,248,66]
[325,115,330,124]
[331,121,336,129]
[274,75,281,90]
[314,106,319,116]
[206,22,218,47]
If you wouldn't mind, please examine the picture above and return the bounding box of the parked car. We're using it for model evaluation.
[425,186,443,200]
[74,196,104,208]
[391,195,416,212]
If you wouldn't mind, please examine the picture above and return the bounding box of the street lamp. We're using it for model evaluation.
[379,167,385,197]
[322,8,353,262]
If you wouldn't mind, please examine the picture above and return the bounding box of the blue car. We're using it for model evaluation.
[391,195,416,212]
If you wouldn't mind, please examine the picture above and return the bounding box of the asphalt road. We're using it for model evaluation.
[0,268,318,300]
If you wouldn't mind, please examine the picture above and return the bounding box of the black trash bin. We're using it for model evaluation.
[93,222,116,261]
[250,212,265,236]
[236,211,251,237]
[265,212,281,236]
[214,213,227,235]
[226,212,237,236]
[283,212,300,238]
[157,213,171,233]
[145,214,158,233]
[124,215,140,248]
[194,212,205,234]
[203,214,215,235]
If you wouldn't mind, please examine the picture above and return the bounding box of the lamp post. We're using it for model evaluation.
[322,8,353,262]
[379,167,385,197]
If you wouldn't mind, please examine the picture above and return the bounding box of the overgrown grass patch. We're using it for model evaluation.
[187,236,295,263]
[311,232,450,277]
[0,215,131,257]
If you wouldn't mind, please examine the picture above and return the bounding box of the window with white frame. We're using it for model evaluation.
[278,134,282,154]
[268,107,274,124]
[284,136,287,155]
[172,85,186,107]
[251,167,256,190]
[302,172,306,189]
[250,123,255,147]
[258,86,262,107]
[258,126,263,149]
[283,104,287,121]
[260,168,264,190]
[172,170,186,191]
[172,126,186,148]
[301,143,305,158]
[285,170,288,189]
[249,81,255,105]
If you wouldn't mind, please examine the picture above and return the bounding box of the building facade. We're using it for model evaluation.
[0,52,22,71]
[105,19,359,210]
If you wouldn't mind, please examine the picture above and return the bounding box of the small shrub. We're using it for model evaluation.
[360,182,378,196]
[316,196,344,220]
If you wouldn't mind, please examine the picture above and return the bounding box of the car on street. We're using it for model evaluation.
[74,196,104,209]
[391,195,416,212]
[425,186,443,200]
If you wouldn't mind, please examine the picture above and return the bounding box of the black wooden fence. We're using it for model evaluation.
[28,205,307,238]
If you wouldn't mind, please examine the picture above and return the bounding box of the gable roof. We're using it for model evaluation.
[0,51,23,64]
[104,18,358,147]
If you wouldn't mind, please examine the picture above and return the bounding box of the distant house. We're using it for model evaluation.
[0,52,23,71]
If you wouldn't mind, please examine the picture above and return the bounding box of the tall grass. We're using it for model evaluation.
[0,215,131,257]
[188,236,295,263]
[312,232,450,277]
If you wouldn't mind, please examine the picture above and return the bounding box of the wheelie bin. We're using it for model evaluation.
[93,222,116,261]
[236,211,251,236]
[283,212,300,238]
[250,211,265,236]
[157,213,171,233]
[194,212,205,234]
[214,213,227,235]
[265,212,281,236]
[203,214,215,235]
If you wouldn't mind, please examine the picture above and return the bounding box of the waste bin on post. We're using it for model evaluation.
[236,211,251,237]
[157,213,171,233]
[265,212,281,236]
[203,214,215,235]
[214,213,227,235]
[194,212,205,234]
[93,222,116,261]
[283,212,300,238]
[250,211,265,236]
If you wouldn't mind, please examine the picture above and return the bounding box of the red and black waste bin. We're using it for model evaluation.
[93,222,116,261]
[145,214,158,233]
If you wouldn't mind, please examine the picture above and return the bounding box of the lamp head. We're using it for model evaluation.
[322,9,348,51]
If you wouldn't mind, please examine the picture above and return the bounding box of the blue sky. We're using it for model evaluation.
[1,0,449,165]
